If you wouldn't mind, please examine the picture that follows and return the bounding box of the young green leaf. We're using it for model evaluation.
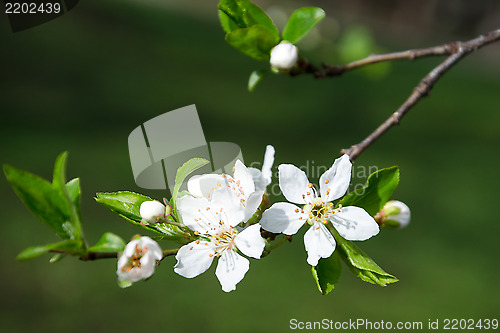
[88,232,126,253]
[171,158,210,202]
[218,0,279,40]
[339,166,399,216]
[312,252,342,295]
[282,7,325,44]
[4,163,73,239]
[331,228,398,286]
[225,25,280,61]
[95,191,152,222]
[248,69,269,91]
[95,191,186,239]
[66,178,81,212]
[52,152,83,240]
[17,239,84,261]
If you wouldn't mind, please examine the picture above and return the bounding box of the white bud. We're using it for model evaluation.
[375,200,411,229]
[270,42,298,70]
[140,200,166,223]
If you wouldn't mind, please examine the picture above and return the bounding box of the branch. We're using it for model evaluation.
[336,28,500,161]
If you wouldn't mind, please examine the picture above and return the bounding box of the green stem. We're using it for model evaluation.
[269,236,288,251]
[161,248,179,261]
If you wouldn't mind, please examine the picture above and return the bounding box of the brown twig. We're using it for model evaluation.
[335,28,500,161]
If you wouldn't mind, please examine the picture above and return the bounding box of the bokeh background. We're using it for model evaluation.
[1,0,499,332]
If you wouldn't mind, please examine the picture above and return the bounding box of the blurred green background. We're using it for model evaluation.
[1,1,499,332]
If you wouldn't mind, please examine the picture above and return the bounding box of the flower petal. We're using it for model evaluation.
[278,164,310,204]
[187,174,226,199]
[234,223,265,259]
[261,145,275,185]
[260,202,307,235]
[215,250,250,292]
[233,160,255,197]
[304,223,336,266]
[211,187,245,227]
[243,190,264,221]
[330,206,379,241]
[176,195,216,234]
[140,236,163,260]
[248,167,266,192]
[173,241,215,279]
[320,154,352,202]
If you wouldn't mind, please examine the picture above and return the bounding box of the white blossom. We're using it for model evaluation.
[248,145,275,192]
[260,155,379,266]
[117,236,162,286]
[376,200,411,229]
[187,159,264,221]
[140,200,166,223]
[270,42,299,70]
[174,187,265,292]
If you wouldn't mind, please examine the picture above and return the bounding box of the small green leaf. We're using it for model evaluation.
[331,228,398,286]
[95,191,186,239]
[226,25,279,61]
[118,279,132,288]
[282,7,325,44]
[312,252,342,295]
[218,0,279,40]
[52,152,82,239]
[171,158,210,202]
[4,163,72,239]
[95,191,151,222]
[339,166,399,216]
[66,178,81,213]
[49,253,66,263]
[17,240,84,261]
[88,232,126,253]
[248,69,269,91]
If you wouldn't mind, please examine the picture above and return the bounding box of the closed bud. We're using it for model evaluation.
[375,200,411,229]
[140,200,167,224]
[270,42,298,71]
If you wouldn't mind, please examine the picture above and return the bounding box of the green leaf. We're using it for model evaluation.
[95,192,186,239]
[248,69,269,91]
[4,163,73,239]
[118,279,133,288]
[52,152,82,239]
[282,7,325,44]
[331,228,398,286]
[88,232,126,253]
[171,158,210,202]
[312,252,342,295]
[218,0,279,40]
[66,178,81,213]
[225,25,279,61]
[339,166,399,216]
[17,239,84,261]
[95,191,151,222]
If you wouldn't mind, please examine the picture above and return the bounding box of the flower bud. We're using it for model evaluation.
[374,200,411,229]
[270,42,298,70]
[140,200,167,224]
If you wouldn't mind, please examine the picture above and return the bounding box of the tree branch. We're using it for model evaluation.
[334,28,500,161]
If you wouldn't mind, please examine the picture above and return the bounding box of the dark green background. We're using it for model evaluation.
[1,1,499,332]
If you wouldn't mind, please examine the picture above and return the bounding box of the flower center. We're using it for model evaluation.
[121,244,147,272]
[212,226,238,257]
[303,197,337,225]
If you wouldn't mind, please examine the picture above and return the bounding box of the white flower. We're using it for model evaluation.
[187,159,264,221]
[248,145,275,192]
[375,200,411,229]
[140,200,166,223]
[260,155,379,266]
[174,187,265,292]
[117,236,162,286]
[270,42,298,70]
